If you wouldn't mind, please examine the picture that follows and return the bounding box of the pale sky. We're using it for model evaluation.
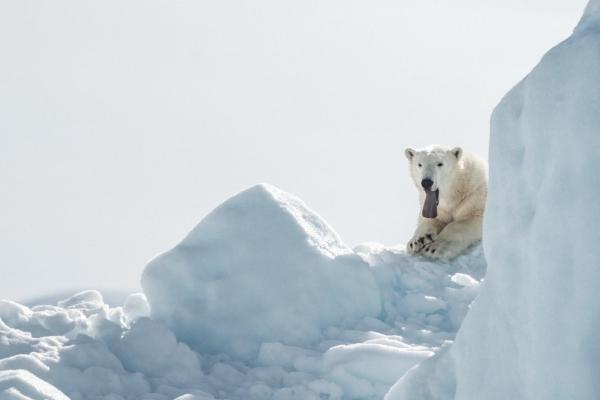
[0,0,588,301]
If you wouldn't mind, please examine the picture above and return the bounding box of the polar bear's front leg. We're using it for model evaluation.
[407,218,446,255]
[422,217,483,261]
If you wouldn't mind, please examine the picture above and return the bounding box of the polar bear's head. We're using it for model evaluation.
[404,145,463,218]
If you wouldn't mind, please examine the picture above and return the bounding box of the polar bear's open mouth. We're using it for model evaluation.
[423,189,439,219]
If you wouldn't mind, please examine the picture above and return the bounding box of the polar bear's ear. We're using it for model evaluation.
[451,147,463,160]
[405,148,416,161]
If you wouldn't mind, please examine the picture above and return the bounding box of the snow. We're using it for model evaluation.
[4,1,593,395]
[0,369,69,400]
[141,184,381,360]
[386,1,600,399]
[0,185,485,399]
[122,294,150,324]
[2,1,596,397]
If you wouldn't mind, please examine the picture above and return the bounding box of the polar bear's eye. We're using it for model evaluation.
[437,163,444,167]
[417,163,422,167]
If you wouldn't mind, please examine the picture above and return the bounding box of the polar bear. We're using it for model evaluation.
[405,145,488,261]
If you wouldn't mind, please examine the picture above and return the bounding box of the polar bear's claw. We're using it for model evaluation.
[407,232,437,255]
[423,238,460,261]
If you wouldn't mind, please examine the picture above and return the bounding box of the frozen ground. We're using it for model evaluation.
[0,185,485,400]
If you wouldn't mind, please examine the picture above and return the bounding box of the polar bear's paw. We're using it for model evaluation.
[407,232,437,255]
[422,238,462,261]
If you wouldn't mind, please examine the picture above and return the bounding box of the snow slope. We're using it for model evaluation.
[386,1,600,399]
[0,184,485,400]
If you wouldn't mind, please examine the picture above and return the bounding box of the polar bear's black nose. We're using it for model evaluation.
[421,178,434,190]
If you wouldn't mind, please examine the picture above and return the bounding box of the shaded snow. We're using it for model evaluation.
[0,185,485,399]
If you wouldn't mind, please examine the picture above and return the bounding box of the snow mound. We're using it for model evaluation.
[0,369,69,400]
[0,185,485,399]
[142,184,381,360]
[386,1,600,399]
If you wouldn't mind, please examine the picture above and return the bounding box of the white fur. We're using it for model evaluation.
[405,145,488,261]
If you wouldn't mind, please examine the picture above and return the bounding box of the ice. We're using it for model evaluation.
[0,184,485,399]
[386,1,600,399]
[57,291,104,312]
[122,294,151,325]
[322,342,433,398]
[141,184,381,360]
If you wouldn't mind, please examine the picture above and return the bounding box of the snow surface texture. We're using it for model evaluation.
[386,2,600,399]
[0,184,485,400]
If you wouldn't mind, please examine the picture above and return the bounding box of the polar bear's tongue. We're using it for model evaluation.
[422,189,439,219]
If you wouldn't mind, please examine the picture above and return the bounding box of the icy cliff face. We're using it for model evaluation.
[141,184,381,360]
[578,0,600,31]
[386,1,600,399]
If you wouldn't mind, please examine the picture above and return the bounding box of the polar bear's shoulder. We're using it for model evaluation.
[458,151,488,186]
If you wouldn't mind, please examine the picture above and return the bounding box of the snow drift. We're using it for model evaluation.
[386,1,600,399]
[0,184,485,399]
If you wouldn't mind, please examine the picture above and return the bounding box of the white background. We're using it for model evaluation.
[0,0,587,300]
